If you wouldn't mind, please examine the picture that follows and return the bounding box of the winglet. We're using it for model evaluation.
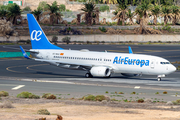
[128,46,133,54]
[20,46,30,59]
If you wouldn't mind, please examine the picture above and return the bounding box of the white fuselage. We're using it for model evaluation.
[30,49,176,76]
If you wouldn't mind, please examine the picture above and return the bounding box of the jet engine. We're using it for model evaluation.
[90,67,111,77]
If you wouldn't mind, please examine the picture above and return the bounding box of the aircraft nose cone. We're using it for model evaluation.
[171,65,176,72]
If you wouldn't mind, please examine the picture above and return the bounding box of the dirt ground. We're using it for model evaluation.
[0,102,180,120]
[0,97,180,120]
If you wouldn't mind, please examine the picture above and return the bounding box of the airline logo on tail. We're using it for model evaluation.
[31,30,42,41]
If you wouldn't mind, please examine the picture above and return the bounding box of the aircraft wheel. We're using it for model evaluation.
[85,73,93,78]
[106,74,111,78]
[157,77,161,81]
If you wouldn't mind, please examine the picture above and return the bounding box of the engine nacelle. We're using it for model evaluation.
[90,67,111,77]
[121,73,140,77]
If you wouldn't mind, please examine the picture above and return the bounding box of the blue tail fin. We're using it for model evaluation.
[128,46,133,54]
[27,14,63,50]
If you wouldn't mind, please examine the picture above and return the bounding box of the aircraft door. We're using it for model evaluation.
[150,59,155,69]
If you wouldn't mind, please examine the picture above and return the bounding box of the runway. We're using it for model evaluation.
[0,45,180,101]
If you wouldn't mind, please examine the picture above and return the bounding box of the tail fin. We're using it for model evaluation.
[27,14,63,50]
[128,46,133,54]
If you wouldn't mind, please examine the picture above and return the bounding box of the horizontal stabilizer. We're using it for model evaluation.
[20,46,30,59]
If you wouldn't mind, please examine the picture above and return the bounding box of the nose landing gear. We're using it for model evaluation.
[157,77,161,81]
[157,74,165,81]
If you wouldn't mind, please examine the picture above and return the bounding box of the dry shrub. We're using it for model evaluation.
[0,101,14,108]
[42,93,56,99]
[0,91,9,97]
[119,92,124,94]
[56,115,63,120]
[137,99,144,103]
[83,95,95,101]
[83,95,109,102]
[17,92,40,99]
[95,95,106,102]
[163,91,168,94]
[37,109,50,115]
[134,27,162,34]
[106,28,121,34]
[131,92,136,94]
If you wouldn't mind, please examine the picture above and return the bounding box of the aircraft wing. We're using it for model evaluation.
[34,59,113,70]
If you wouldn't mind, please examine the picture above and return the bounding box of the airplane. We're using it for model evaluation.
[19,14,176,81]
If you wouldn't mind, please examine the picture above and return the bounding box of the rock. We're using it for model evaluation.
[0,19,18,38]
[100,18,106,25]
[101,100,107,104]
[39,118,46,120]
[61,20,68,25]
[166,101,173,105]
[144,98,152,103]
[40,17,50,24]
[104,96,110,102]
[71,18,78,24]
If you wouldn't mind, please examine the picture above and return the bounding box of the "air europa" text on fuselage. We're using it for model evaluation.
[113,56,149,67]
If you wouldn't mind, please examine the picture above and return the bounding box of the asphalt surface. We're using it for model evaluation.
[1,44,180,101]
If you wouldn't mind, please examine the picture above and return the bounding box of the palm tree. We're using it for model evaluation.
[135,2,152,33]
[45,1,60,25]
[161,6,172,26]
[0,5,8,20]
[151,4,161,25]
[171,5,180,25]
[6,3,21,25]
[126,9,135,25]
[115,0,129,26]
[31,7,42,22]
[55,11,62,24]
[81,2,97,25]
[112,10,122,25]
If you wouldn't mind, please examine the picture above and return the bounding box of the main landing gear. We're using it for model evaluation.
[85,73,93,78]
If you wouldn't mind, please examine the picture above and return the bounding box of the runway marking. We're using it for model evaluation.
[6,65,28,73]
[12,85,25,90]
[134,86,140,89]
[26,64,49,72]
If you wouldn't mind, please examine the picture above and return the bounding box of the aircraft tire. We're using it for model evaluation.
[157,77,161,81]
[85,73,93,78]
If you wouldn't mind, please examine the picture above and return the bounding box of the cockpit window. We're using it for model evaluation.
[160,62,170,64]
